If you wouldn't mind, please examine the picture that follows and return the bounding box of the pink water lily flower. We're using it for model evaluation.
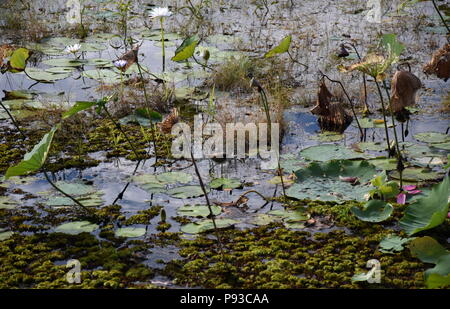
[397,185,422,205]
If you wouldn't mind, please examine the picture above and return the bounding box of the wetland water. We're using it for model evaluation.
[0,0,449,289]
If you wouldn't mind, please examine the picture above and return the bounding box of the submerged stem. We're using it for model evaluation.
[0,100,26,139]
[160,17,166,72]
[375,81,392,156]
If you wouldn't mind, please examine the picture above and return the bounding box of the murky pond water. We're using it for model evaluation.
[0,0,449,289]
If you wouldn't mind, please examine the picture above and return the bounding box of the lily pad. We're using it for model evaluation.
[115,227,146,238]
[368,158,398,171]
[357,118,393,129]
[409,236,450,288]
[177,205,221,217]
[24,68,71,82]
[209,178,242,190]
[181,218,238,234]
[81,69,122,83]
[433,142,450,151]
[286,160,376,202]
[300,144,366,162]
[54,221,99,235]
[379,235,412,254]
[351,200,393,222]
[355,142,386,152]
[311,131,345,142]
[42,58,86,67]
[248,214,279,226]
[156,172,193,184]
[0,231,14,241]
[133,174,166,194]
[414,132,450,144]
[167,186,209,199]
[400,176,450,236]
[0,196,18,209]
[390,167,442,182]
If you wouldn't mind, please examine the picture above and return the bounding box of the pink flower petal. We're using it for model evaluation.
[403,185,417,191]
[408,190,422,195]
[448,212,450,219]
[397,193,407,205]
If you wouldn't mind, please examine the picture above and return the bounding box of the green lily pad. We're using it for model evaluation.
[115,227,146,238]
[414,132,450,144]
[390,167,442,182]
[54,221,99,235]
[24,68,71,82]
[409,236,450,288]
[181,218,238,234]
[357,118,393,129]
[209,178,242,190]
[286,160,376,202]
[0,196,18,209]
[379,235,412,254]
[268,209,309,222]
[351,200,394,222]
[45,66,75,74]
[249,214,279,226]
[400,176,450,236]
[356,142,386,152]
[167,186,209,199]
[133,174,166,194]
[42,58,86,67]
[177,205,221,217]
[311,131,345,142]
[0,231,14,241]
[368,158,398,171]
[433,142,450,151]
[156,172,193,184]
[300,144,366,162]
[81,69,122,83]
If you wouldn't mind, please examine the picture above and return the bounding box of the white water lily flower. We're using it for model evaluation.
[149,7,172,19]
[113,60,127,68]
[64,43,81,54]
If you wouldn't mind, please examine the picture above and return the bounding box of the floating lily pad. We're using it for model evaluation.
[311,131,345,142]
[286,160,376,202]
[249,214,279,226]
[24,68,71,82]
[156,172,193,184]
[54,221,99,235]
[357,118,393,129]
[42,58,86,67]
[46,181,104,207]
[368,158,398,171]
[390,168,442,182]
[351,200,393,222]
[300,144,366,162]
[133,174,166,194]
[177,205,221,217]
[379,235,412,254]
[81,69,122,83]
[167,186,209,199]
[433,142,450,151]
[268,209,309,222]
[356,142,386,152]
[0,196,18,209]
[209,178,242,190]
[45,66,75,74]
[181,218,238,234]
[0,231,14,241]
[414,132,450,144]
[115,227,146,238]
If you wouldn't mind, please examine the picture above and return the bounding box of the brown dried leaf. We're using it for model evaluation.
[158,108,179,134]
[423,43,450,81]
[116,45,139,72]
[390,70,422,113]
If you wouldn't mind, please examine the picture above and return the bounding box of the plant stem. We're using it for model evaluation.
[375,81,392,156]
[0,100,26,139]
[43,170,92,213]
[136,61,159,162]
[346,43,370,114]
[431,0,450,34]
[382,80,404,188]
[103,106,141,160]
[190,150,224,254]
[160,17,166,72]
[287,50,308,69]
